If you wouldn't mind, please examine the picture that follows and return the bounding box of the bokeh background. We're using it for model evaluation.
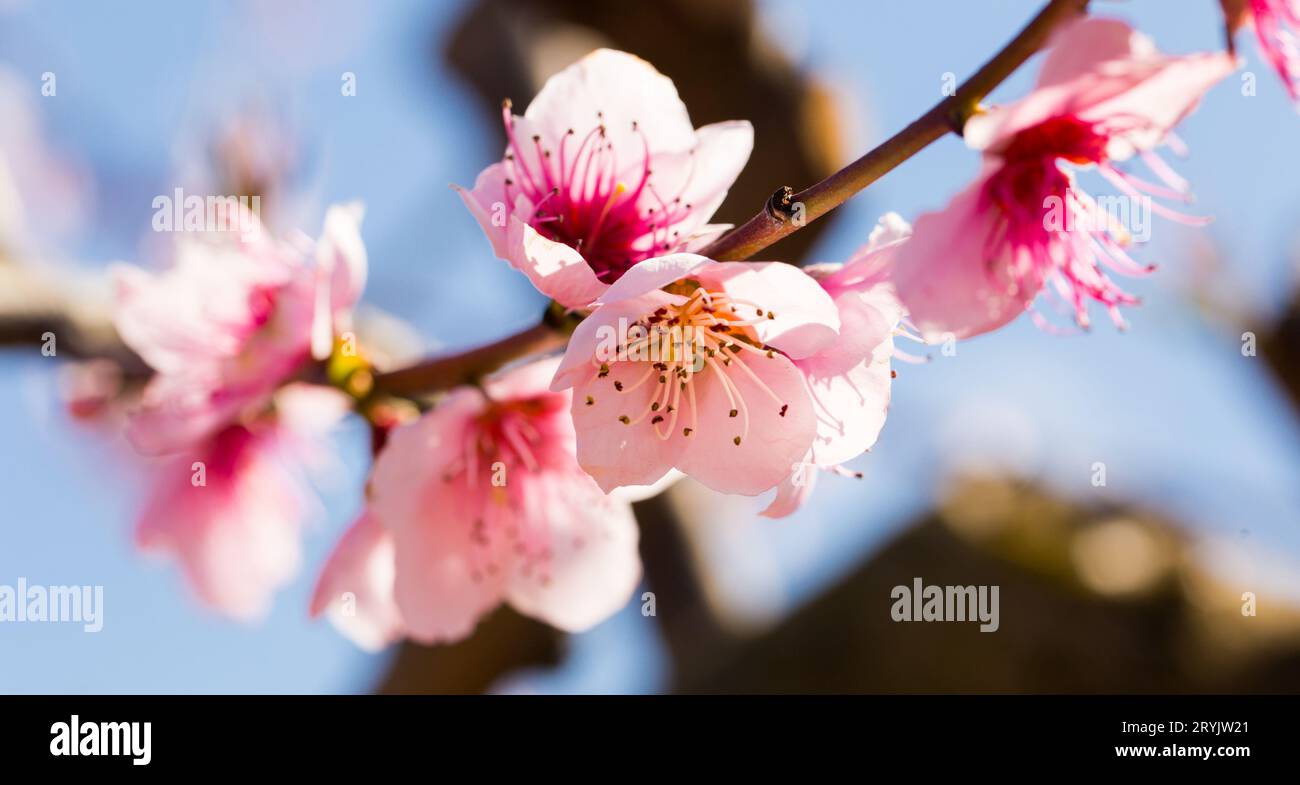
[2,0,1299,693]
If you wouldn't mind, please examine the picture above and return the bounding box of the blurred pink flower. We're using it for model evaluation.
[456,49,753,309]
[365,358,642,645]
[762,214,908,518]
[134,384,348,620]
[135,405,329,621]
[551,253,847,496]
[893,18,1235,340]
[114,203,366,454]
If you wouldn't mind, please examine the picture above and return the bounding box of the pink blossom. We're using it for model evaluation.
[551,253,844,496]
[761,214,909,518]
[366,357,642,645]
[114,203,367,454]
[893,18,1236,340]
[456,49,753,309]
[135,384,348,620]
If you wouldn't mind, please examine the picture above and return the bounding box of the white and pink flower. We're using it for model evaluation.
[551,251,893,497]
[893,18,1235,340]
[135,385,346,621]
[762,214,909,517]
[456,49,753,309]
[113,203,366,454]
[350,357,643,645]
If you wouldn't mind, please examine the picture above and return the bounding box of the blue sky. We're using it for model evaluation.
[1,0,1297,693]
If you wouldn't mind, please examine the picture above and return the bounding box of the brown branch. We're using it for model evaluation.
[698,0,1090,261]
[365,0,1089,398]
[369,315,571,398]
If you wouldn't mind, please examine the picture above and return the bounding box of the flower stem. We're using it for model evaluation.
[698,0,1090,262]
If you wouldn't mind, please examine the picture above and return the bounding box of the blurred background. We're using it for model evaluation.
[2,0,1299,693]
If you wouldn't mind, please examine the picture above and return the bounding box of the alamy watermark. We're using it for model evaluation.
[50,715,150,766]
[152,188,261,233]
[0,577,103,632]
[890,577,999,632]
[1043,193,1153,243]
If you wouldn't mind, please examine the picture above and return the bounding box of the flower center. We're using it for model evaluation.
[501,102,700,285]
[438,397,565,584]
[1001,114,1109,166]
[592,282,789,446]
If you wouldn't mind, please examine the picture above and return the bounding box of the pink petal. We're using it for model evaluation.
[316,202,368,323]
[505,471,641,632]
[681,223,733,252]
[819,212,912,296]
[568,357,689,493]
[483,354,562,400]
[701,261,841,359]
[595,252,713,305]
[802,333,894,467]
[523,49,696,159]
[309,512,403,652]
[136,426,304,621]
[633,120,754,239]
[1036,18,1155,88]
[1081,52,1236,160]
[675,351,816,495]
[452,162,511,259]
[505,215,609,309]
[759,463,817,519]
[126,372,259,455]
[368,389,510,644]
[892,175,1035,341]
[966,19,1235,155]
[551,289,681,392]
[798,287,893,379]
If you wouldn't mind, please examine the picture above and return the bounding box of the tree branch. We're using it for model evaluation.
[6,1,1088,406]
[698,0,1090,261]
[369,316,570,398]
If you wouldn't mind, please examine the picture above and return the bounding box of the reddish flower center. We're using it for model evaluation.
[591,282,789,446]
[1000,114,1109,166]
[501,104,699,284]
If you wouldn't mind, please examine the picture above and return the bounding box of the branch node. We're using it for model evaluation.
[764,186,798,223]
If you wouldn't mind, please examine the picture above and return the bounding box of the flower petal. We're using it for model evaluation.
[634,120,754,238]
[594,253,713,305]
[675,351,816,495]
[966,19,1235,155]
[505,472,641,632]
[702,261,840,359]
[524,49,696,157]
[453,162,511,259]
[759,462,817,519]
[368,389,510,644]
[551,289,681,392]
[136,426,304,621]
[505,215,609,309]
[309,512,403,652]
[892,176,1034,341]
[317,202,368,318]
[568,358,689,493]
